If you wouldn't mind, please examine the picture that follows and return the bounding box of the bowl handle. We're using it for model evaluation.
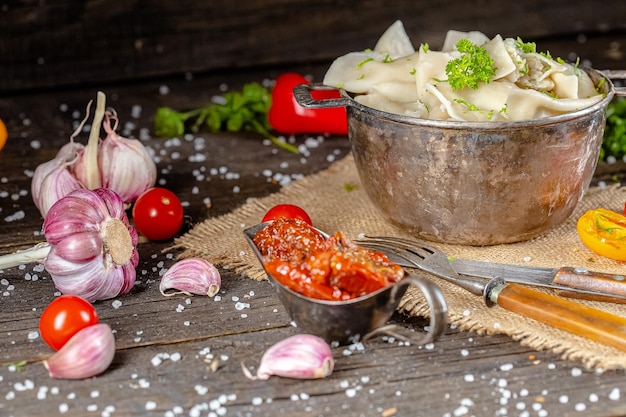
[364,274,449,345]
[293,83,353,109]
[601,69,626,97]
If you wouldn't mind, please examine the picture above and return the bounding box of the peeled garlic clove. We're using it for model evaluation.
[242,334,335,380]
[97,111,157,204]
[160,258,221,297]
[44,323,115,379]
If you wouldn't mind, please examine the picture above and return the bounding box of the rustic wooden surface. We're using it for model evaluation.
[1,13,626,417]
[1,0,625,92]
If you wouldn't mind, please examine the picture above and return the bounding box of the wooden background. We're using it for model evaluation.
[1,0,625,93]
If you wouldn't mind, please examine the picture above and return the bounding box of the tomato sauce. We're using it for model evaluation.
[253,217,403,300]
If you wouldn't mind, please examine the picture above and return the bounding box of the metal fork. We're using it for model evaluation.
[356,235,626,353]
[356,236,496,303]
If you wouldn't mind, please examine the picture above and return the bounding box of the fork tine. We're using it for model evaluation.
[356,235,487,296]
[357,235,457,275]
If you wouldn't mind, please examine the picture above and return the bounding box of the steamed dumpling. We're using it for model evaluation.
[323,22,604,122]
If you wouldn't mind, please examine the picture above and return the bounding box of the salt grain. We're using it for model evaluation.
[112,300,123,309]
[609,387,620,400]
[500,363,514,371]
[145,400,157,410]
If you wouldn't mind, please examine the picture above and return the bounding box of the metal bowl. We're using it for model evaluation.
[296,68,624,245]
[243,222,448,345]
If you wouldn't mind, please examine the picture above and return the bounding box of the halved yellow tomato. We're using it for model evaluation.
[576,208,626,261]
[0,118,6,152]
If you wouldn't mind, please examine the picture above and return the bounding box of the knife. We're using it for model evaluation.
[450,259,626,303]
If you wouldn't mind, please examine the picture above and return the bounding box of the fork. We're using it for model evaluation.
[357,236,626,353]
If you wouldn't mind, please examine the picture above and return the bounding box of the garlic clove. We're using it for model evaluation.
[31,141,85,217]
[160,258,221,297]
[242,334,335,380]
[97,112,157,204]
[43,323,115,380]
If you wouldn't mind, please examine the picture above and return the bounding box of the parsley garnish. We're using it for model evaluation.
[445,39,496,90]
[515,37,536,53]
[154,82,299,154]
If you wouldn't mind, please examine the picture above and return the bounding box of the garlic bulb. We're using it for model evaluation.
[77,110,157,204]
[44,323,115,379]
[160,258,221,297]
[43,188,139,301]
[31,141,85,217]
[242,334,335,380]
[31,91,157,217]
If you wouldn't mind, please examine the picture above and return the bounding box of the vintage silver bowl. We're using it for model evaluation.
[295,68,625,245]
[243,222,448,345]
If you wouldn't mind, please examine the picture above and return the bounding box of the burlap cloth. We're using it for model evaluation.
[173,154,626,370]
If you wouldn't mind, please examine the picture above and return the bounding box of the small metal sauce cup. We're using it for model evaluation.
[244,223,448,345]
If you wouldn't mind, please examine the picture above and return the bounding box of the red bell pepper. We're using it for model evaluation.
[268,73,348,135]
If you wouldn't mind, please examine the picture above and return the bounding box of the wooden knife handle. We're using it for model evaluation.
[553,267,626,300]
[493,283,626,352]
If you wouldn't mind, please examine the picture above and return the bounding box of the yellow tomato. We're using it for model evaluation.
[0,118,6,152]
[576,208,626,261]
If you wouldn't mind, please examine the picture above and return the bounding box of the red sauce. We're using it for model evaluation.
[253,218,403,300]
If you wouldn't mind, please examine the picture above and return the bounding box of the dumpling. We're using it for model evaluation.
[374,20,416,59]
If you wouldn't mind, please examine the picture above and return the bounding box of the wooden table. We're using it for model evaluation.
[2,48,626,417]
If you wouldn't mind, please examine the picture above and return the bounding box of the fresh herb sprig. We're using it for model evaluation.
[154,82,299,154]
[445,39,496,90]
[601,98,626,162]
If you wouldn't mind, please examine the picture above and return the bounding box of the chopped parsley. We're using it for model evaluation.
[445,39,496,90]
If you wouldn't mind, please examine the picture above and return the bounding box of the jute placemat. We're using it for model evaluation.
[173,154,626,370]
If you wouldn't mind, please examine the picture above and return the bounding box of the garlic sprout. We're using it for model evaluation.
[31,91,157,217]
[0,188,139,302]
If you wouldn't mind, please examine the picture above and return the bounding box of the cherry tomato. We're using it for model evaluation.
[132,187,184,241]
[39,295,99,351]
[262,204,312,225]
[576,208,626,261]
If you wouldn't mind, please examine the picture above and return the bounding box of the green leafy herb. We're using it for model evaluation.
[357,57,374,69]
[343,183,358,192]
[515,37,536,53]
[8,360,27,372]
[600,98,626,162]
[445,39,496,90]
[154,82,299,153]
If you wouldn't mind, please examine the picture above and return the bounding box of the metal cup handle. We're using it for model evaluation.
[364,274,448,345]
[293,83,353,109]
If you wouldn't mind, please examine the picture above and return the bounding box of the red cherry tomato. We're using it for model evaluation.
[39,295,99,351]
[132,187,184,241]
[262,204,312,225]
